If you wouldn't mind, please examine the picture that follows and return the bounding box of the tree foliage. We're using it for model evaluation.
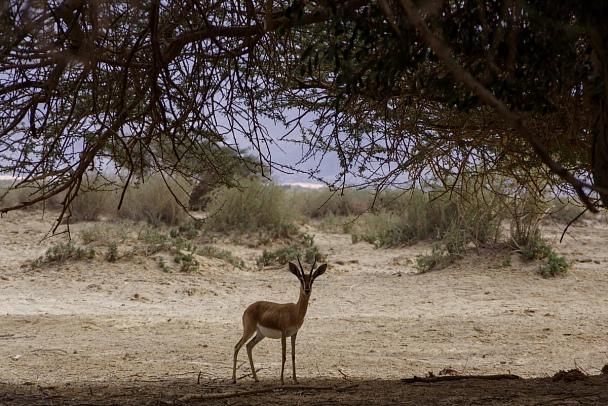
[1,0,608,227]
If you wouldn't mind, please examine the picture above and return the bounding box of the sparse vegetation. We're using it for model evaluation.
[521,233,553,261]
[257,231,322,268]
[198,245,245,269]
[515,232,570,277]
[31,241,95,268]
[106,243,119,262]
[16,172,572,276]
[339,180,506,256]
[174,251,200,272]
[548,198,587,224]
[540,252,570,278]
[204,178,297,237]
[415,244,455,273]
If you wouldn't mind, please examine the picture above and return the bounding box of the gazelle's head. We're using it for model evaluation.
[289,256,327,296]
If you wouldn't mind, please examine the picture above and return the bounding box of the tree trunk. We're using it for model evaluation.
[590,25,608,207]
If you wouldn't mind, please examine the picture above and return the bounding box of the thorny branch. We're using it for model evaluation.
[397,0,603,213]
[0,0,605,228]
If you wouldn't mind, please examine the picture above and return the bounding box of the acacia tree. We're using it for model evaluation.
[1,0,607,228]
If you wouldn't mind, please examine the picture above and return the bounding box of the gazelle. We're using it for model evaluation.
[232,257,327,384]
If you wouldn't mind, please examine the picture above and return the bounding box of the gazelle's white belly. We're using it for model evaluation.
[257,324,299,339]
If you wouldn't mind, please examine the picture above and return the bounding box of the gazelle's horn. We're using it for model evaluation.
[297,255,304,275]
[310,256,317,275]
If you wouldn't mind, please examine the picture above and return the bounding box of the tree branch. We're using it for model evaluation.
[398,0,602,212]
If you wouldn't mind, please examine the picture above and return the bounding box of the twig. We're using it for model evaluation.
[337,368,351,380]
[559,208,588,243]
[402,374,521,383]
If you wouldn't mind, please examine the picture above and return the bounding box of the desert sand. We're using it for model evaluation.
[1,209,608,405]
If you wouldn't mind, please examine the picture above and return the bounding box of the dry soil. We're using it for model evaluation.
[1,210,608,405]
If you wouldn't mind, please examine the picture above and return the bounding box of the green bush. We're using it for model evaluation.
[174,251,200,272]
[548,198,586,224]
[522,233,553,260]
[106,243,119,262]
[415,244,455,273]
[540,252,570,277]
[0,183,64,211]
[198,245,245,269]
[31,241,95,268]
[257,244,322,267]
[519,233,570,277]
[294,188,375,218]
[351,181,504,250]
[204,178,296,236]
[118,173,190,226]
[256,231,322,267]
[68,173,119,221]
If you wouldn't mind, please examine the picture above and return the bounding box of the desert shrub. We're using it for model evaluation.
[31,241,95,268]
[295,188,375,218]
[521,233,553,261]
[106,243,119,262]
[414,244,455,273]
[257,244,322,267]
[68,189,116,221]
[509,192,548,249]
[540,252,570,277]
[0,183,65,211]
[174,251,200,272]
[518,232,570,277]
[198,245,245,269]
[67,173,120,221]
[171,219,205,239]
[78,222,132,245]
[137,225,246,271]
[256,232,322,267]
[352,180,505,249]
[138,226,173,255]
[117,173,190,226]
[548,198,586,224]
[52,172,190,226]
[204,178,296,236]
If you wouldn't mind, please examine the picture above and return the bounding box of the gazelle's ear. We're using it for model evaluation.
[289,262,301,278]
[312,264,327,279]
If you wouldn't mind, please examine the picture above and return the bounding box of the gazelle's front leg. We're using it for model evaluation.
[291,332,299,384]
[280,333,287,385]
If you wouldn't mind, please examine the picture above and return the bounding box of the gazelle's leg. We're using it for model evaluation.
[291,332,299,384]
[280,333,287,385]
[234,316,257,383]
[246,333,264,382]
[233,338,244,383]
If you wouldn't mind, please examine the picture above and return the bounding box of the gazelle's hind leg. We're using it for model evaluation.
[233,319,257,383]
[246,332,265,382]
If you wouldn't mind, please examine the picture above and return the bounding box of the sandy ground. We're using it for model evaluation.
[1,210,608,405]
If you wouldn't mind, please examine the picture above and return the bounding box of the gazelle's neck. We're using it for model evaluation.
[295,288,311,320]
